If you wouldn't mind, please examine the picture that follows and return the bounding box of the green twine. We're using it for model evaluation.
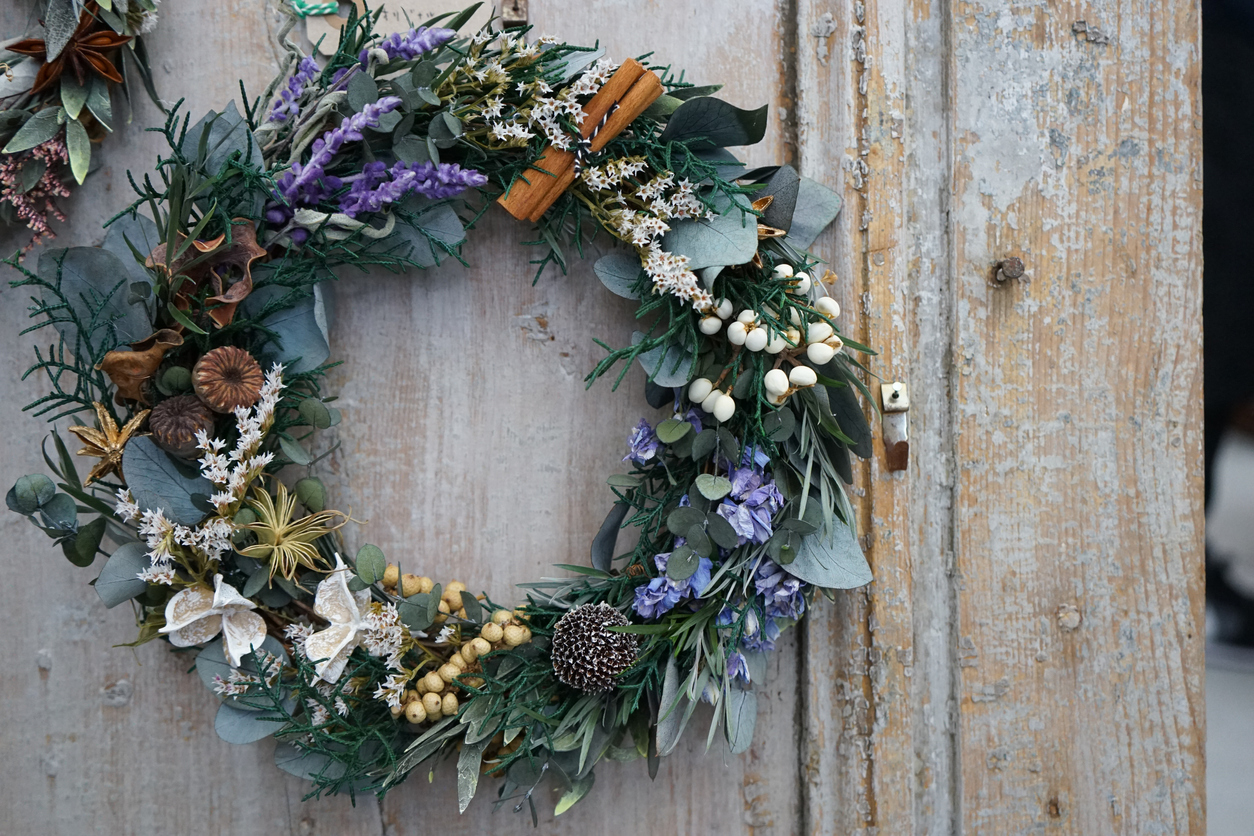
[289,0,339,17]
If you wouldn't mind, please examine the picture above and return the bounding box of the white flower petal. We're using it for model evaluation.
[167,614,222,647]
[160,585,217,633]
[221,610,267,667]
[313,558,361,627]
[211,574,256,612]
[304,623,357,682]
[316,642,357,685]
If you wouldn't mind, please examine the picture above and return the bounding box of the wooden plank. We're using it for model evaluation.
[946,1,1205,833]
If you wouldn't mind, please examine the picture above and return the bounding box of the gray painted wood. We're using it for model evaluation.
[0,0,1203,833]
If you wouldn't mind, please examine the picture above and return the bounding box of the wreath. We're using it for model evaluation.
[5,5,878,818]
[2,0,163,250]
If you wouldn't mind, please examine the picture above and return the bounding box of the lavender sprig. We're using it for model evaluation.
[269,57,320,123]
[359,26,456,65]
[338,160,488,217]
[276,97,403,207]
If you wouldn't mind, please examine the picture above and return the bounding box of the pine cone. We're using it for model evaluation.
[150,394,215,458]
[192,346,263,413]
[550,603,639,693]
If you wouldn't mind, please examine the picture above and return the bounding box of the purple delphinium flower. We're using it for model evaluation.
[715,465,784,545]
[276,97,403,208]
[726,651,750,686]
[683,408,704,435]
[754,559,807,621]
[623,418,661,465]
[269,56,320,123]
[360,26,456,65]
[739,607,782,653]
[337,160,488,217]
[631,550,713,619]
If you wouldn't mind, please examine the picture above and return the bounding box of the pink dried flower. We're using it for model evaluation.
[1,135,72,253]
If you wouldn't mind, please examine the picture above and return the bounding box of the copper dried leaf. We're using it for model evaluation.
[96,328,185,403]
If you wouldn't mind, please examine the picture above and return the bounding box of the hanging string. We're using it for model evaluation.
[289,0,340,18]
[573,103,619,174]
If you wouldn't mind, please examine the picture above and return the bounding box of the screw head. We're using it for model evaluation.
[998,256,1025,281]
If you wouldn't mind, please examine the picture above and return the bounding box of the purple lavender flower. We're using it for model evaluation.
[337,160,488,217]
[277,97,403,208]
[631,550,712,619]
[360,26,456,65]
[754,559,807,621]
[269,56,320,123]
[623,418,661,465]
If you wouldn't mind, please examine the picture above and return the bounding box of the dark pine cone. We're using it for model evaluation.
[550,603,639,693]
[150,394,216,458]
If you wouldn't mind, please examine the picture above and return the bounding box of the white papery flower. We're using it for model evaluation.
[303,556,372,684]
[159,575,266,667]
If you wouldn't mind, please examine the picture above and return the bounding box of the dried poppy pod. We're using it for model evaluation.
[550,602,638,693]
[150,394,216,458]
[193,347,264,413]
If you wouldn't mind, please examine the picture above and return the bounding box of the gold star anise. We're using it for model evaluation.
[7,3,132,96]
[67,402,150,485]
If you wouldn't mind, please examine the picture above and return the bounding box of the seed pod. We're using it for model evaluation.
[726,320,748,346]
[764,369,790,396]
[480,622,504,644]
[807,322,834,344]
[491,609,513,626]
[405,700,427,724]
[772,263,794,279]
[688,377,714,404]
[471,637,492,657]
[765,334,788,354]
[713,394,736,423]
[423,671,444,693]
[439,663,460,683]
[550,602,639,693]
[825,335,844,353]
[390,703,405,719]
[460,642,480,664]
[382,564,400,588]
[793,273,812,295]
[417,576,434,594]
[699,316,722,335]
[503,624,528,647]
[806,342,836,365]
[192,346,264,414]
[815,296,841,318]
[715,298,734,319]
[422,691,442,716]
[149,394,216,458]
[789,366,818,388]
[401,574,423,597]
[744,328,769,352]
[434,600,451,624]
[441,692,459,716]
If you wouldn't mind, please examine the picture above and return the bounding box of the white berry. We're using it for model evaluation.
[744,328,769,352]
[764,369,790,396]
[712,393,736,423]
[825,335,844,353]
[765,334,788,354]
[700,389,722,413]
[767,392,788,406]
[736,309,758,325]
[789,366,818,388]
[715,298,734,320]
[785,327,802,346]
[699,316,723,335]
[807,322,834,344]
[793,272,812,295]
[815,296,840,318]
[688,377,714,404]
[726,320,748,345]
[788,308,803,326]
[806,342,836,365]
[772,263,794,279]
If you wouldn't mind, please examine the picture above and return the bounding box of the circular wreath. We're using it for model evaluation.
[4,6,878,817]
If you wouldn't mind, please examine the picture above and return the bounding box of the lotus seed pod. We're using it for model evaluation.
[715,298,734,319]
[736,309,758,325]
[390,702,405,719]
[699,316,723,335]
[789,366,819,388]
[726,320,748,345]
[825,335,844,353]
[765,334,788,354]
[491,609,513,626]
[807,322,834,344]
[807,342,836,365]
[480,622,504,644]
[688,377,714,404]
[417,576,434,594]
[700,389,722,413]
[503,624,527,647]
[382,564,400,588]
[713,393,736,423]
[744,328,769,353]
[422,691,443,715]
[460,642,480,664]
[764,369,790,396]
[816,296,841,318]
[401,574,422,597]
[423,671,444,693]
[442,692,459,716]
[405,700,427,724]
[471,637,492,657]
[794,273,812,295]
[772,263,794,279]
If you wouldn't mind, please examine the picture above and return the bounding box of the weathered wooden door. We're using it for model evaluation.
[0,0,1203,833]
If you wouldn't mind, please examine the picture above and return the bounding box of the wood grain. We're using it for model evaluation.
[0,0,1203,833]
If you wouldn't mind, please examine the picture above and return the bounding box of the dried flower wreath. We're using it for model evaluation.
[2,0,164,250]
[5,4,878,819]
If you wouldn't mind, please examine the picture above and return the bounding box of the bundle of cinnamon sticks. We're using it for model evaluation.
[497,58,664,222]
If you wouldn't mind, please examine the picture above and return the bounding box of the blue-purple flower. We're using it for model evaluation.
[623,418,661,465]
[714,463,784,545]
[269,56,320,123]
[726,651,750,686]
[360,26,456,65]
[754,559,807,621]
[739,607,781,652]
[631,550,712,620]
[338,160,488,217]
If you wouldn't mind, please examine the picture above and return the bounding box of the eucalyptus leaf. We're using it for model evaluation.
[181,102,261,175]
[667,546,699,581]
[695,474,732,501]
[644,380,672,409]
[299,398,333,429]
[784,176,844,250]
[660,193,758,271]
[788,519,872,589]
[388,195,466,267]
[593,251,643,299]
[660,97,768,149]
[762,408,796,442]
[2,108,62,154]
[428,111,462,148]
[63,516,106,567]
[691,429,718,461]
[724,688,758,754]
[37,246,154,348]
[347,72,379,112]
[632,332,694,388]
[7,474,56,515]
[356,544,387,584]
[102,212,160,293]
[95,542,150,607]
[590,502,630,573]
[666,506,705,535]
[706,513,740,550]
[295,476,326,512]
[122,437,213,526]
[825,373,873,457]
[755,165,800,231]
[655,418,692,444]
[215,701,285,744]
[275,743,350,782]
[393,135,430,163]
[241,284,330,374]
[39,492,77,529]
